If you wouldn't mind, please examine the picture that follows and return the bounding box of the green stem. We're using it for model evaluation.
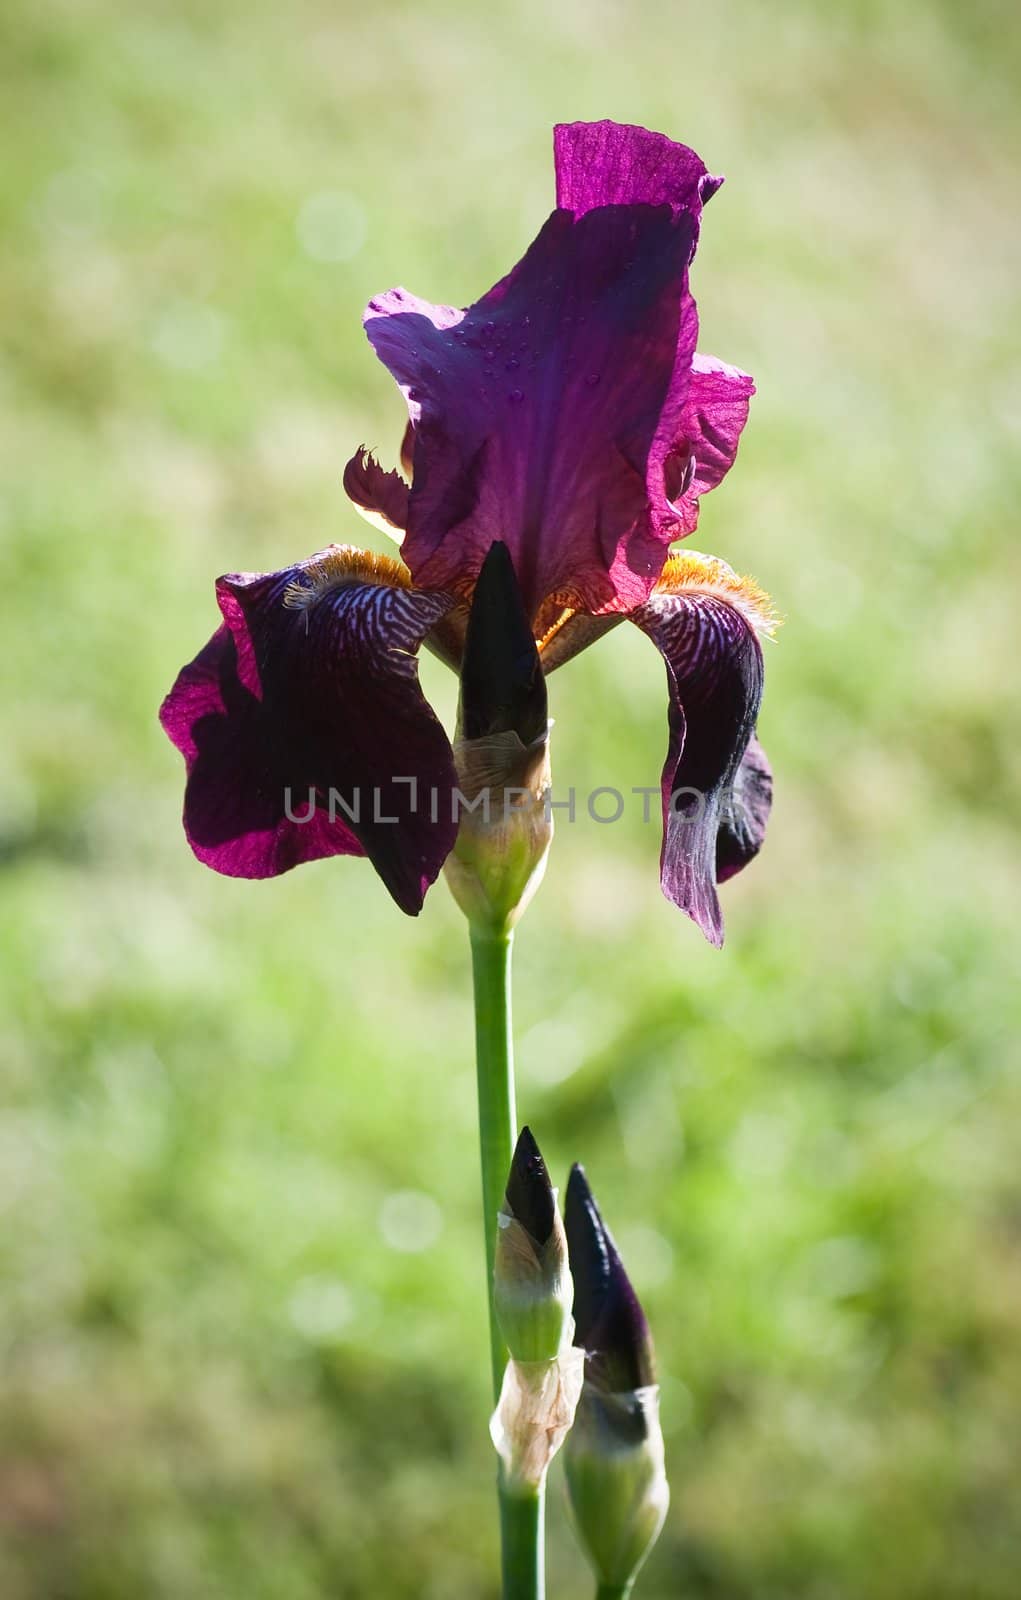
[595,1587,633,1600]
[501,1483,543,1599]
[470,926,517,1397]
[469,926,544,1600]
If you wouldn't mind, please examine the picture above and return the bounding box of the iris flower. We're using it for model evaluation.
[160,120,775,942]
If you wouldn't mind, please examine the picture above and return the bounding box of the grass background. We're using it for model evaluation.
[2,0,1020,1595]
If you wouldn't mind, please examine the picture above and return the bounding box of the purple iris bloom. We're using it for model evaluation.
[160,120,774,940]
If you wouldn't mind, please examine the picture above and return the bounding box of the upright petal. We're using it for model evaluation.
[342,446,409,539]
[664,353,755,534]
[554,119,720,216]
[159,547,458,915]
[632,553,776,945]
[364,122,725,619]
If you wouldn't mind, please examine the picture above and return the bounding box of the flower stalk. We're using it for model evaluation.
[470,929,547,1600]
[458,544,556,1600]
[469,925,518,1395]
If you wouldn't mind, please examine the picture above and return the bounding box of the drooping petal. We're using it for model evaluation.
[632,553,776,945]
[663,353,755,534]
[365,122,724,619]
[160,621,365,877]
[717,734,772,883]
[159,546,458,915]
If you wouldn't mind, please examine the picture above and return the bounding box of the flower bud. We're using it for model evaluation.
[563,1164,669,1593]
[489,1128,584,1492]
[494,1126,572,1363]
[444,542,553,933]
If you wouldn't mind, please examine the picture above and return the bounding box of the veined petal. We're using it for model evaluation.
[364,122,725,619]
[632,553,776,945]
[663,354,755,535]
[554,119,721,217]
[159,546,458,915]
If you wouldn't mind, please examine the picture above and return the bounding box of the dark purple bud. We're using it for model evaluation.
[495,1127,571,1362]
[505,1125,556,1248]
[460,542,547,746]
[565,1163,656,1393]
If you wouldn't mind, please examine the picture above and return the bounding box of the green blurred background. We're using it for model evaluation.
[2,0,1020,1595]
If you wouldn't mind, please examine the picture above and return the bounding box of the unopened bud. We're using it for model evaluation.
[564,1384,668,1595]
[489,1128,584,1491]
[563,1164,669,1593]
[494,1127,572,1362]
[444,542,553,933]
[566,1164,656,1394]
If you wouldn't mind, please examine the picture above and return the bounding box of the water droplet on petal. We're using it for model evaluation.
[506,357,519,370]
[585,372,600,387]
[509,388,524,403]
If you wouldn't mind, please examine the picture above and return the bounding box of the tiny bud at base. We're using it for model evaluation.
[565,1384,669,1590]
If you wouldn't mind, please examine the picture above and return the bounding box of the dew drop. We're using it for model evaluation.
[483,367,494,377]
[509,388,524,403]
[585,372,600,387]
[506,357,519,370]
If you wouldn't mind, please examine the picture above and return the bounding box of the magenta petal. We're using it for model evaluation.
[554,120,720,218]
[160,623,365,877]
[664,354,755,535]
[363,121,736,616]
[159,550,458,915]
[367,202,698,617]
[632,590,765,945]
